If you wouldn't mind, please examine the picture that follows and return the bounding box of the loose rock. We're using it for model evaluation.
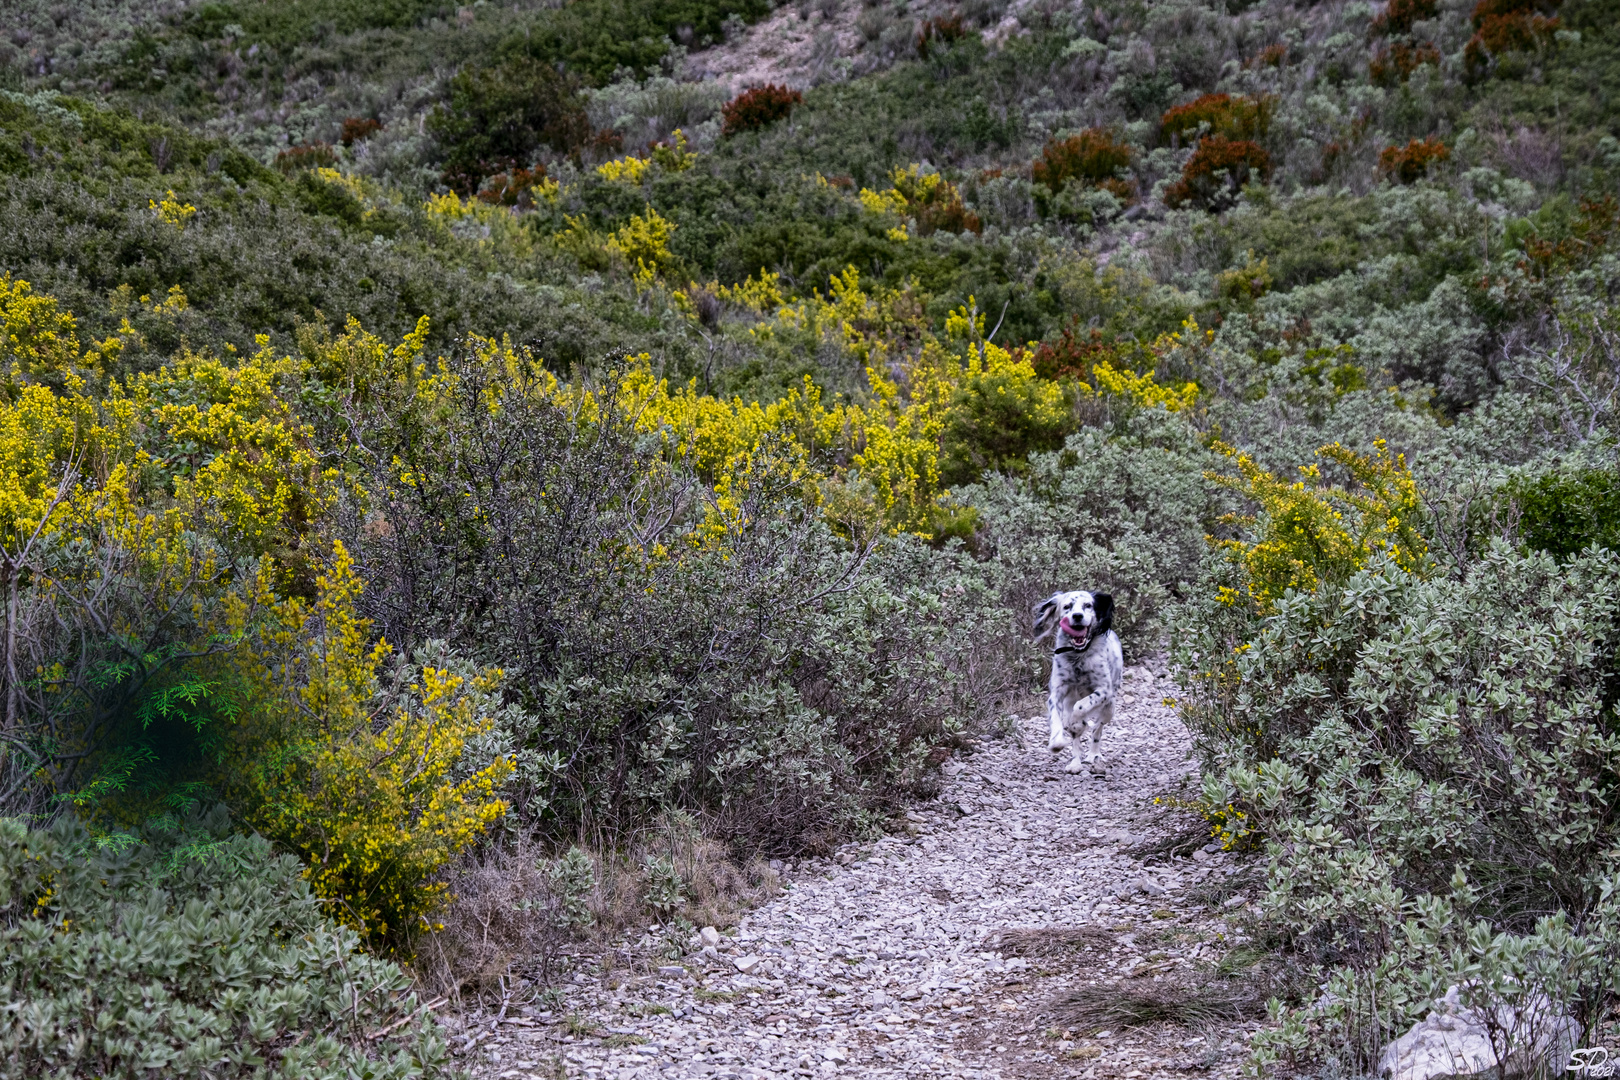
[466,667,1255,1079]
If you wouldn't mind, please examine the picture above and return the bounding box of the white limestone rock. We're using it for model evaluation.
[1378,985,1581,1080]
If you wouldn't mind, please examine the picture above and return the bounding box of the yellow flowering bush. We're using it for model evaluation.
[233,542,514,946]
[597,154,653,185]
[712,270,786,313]
[0,274,128,383]
[607,206,678,283]
[148,189,197,230]
[1208,439,1428,612]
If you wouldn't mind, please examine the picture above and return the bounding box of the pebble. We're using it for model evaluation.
[464,665,1252,1080]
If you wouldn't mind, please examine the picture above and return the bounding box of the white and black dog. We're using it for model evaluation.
[1033,590,1124,775]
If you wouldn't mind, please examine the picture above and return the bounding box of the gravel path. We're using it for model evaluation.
[462,663,1261,1080]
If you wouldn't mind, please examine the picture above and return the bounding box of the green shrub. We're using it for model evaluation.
[1181,545,1620,1071]
[427,56,591,193]
[936,358,1075,486]
[1509,465,1620,558]
[965,413,1220,654]
[505,0,772,85]
[0,811,455,1079]
[340,345,1016,852]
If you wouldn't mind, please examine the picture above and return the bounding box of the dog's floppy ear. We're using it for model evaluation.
[1033,594,1061,643]
[1092,593,1114,639]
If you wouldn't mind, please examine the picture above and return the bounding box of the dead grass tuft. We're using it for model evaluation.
[1127,820,1212,861]
[418,812,782,1001]
[1047,975,1265,1033]
[995,925,1116,958]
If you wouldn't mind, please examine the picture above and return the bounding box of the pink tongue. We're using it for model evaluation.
[1061,617,1088,640]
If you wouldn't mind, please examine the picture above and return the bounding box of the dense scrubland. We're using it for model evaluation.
[0,0,1617,1074]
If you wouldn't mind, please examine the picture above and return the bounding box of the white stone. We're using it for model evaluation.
[733,955,761,974]
[700,925,722,947]
[1378,985,1581,1080]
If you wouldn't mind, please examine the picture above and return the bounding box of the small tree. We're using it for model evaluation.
[428,57,590,194]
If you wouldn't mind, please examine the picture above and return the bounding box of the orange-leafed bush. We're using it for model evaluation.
[721,84,803,137]
[915,15,968,57]
[1370,41,1441,84]
[1518,196,1620,280]
[477,165,548,207]
[897,172,982,235]
[1464,0,1561,70]
[1379,137,1449,183]
[339,116,382,146]
[1031,129,1135,194]
[1027,321,1119,382]
[1249,43,1288,68]
[1164,136,1273,209]
[274,142,337,173]
[1160,93,1272,146]
[1372,0,1438,34]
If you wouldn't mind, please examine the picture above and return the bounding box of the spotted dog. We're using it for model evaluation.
[1033,590,1124,776]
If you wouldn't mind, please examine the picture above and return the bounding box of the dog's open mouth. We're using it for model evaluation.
[1059,616,1090,646]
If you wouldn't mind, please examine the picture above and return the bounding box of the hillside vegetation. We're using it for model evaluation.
[0,0,1617,1073]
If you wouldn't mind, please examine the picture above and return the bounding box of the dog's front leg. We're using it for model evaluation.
[1047,688,1071,754]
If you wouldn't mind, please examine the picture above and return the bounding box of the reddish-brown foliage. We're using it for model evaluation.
[476,165,547,207]
[1369,41,1441,84]
[915,15,968,57]
[721,84,803,138]
[274,142,337,173]
[1520,197,1620,280]
[1164,136,1273,209]
[1159,93,1272,146]
[1031,129,1135,194]
[1027,321,1118,382]
[1379,137,1450,183]
[588,128,625,157]
[1464,0,1562,69]
[339,117,383,146]
[1372,0,1439,34]
[1249,43,1288,68]
[892,171,982,235]
[1315,141,1346,184]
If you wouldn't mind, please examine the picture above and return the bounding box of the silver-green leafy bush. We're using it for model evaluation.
[0,812,456,1080]
[1178,544,1620,1070]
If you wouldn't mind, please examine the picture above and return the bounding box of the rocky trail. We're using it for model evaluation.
[458,663,1264,1080]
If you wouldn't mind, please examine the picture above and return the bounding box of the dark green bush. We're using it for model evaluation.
[428,56,591,193]
[0,811,454,1079]
[1510,466,1620,558]
[965,414,1220,653]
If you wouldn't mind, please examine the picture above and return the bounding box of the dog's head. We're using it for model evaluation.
[1033,590,1114,650]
